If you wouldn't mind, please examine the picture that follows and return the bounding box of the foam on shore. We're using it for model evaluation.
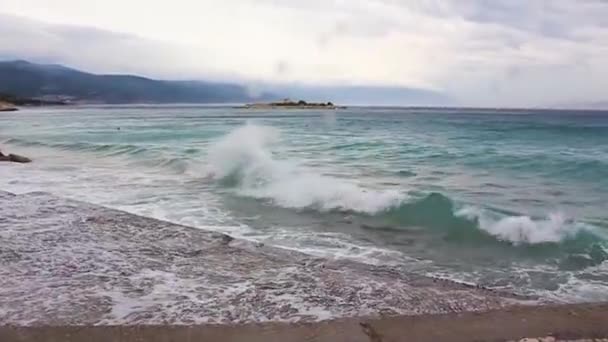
[0,191,533,325]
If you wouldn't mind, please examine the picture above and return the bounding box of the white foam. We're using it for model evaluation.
[550,261,608,302]
[254,229,413,266]
[206,124,405,213]
[456,206,590,244]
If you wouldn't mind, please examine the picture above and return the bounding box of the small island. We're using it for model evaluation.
[240,98,346,110]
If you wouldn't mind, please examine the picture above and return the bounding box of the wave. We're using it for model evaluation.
[376,193,608,260]
[4,137,189,173]
[4,138,147,156]
[371,193,607,267]
[456,206,588,245]
[207,125,607,250]
[377,192,604,250]
[206,124,405,213]
[462,153,608,181]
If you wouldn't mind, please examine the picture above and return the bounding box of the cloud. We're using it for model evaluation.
[1,0,608,106]
[0,13,241,82]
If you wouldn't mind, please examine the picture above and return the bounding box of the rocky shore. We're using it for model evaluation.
[1,191,606,341]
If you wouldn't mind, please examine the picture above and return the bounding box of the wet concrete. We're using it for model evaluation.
[0,303,607,342]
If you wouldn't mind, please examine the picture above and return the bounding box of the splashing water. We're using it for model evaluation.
[207,124,405,213]
[456,207,594,245]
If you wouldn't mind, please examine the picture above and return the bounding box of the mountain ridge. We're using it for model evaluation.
[0,60,451,106]
[0,60,268,104]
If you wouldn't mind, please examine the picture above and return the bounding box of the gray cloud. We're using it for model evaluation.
[1,0,608,107]
[0,13,226,80]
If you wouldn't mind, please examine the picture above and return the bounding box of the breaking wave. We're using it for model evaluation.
[376,192,604,248]
[206,124,405,213]
[456,206,587,245]
[207,124,607,249]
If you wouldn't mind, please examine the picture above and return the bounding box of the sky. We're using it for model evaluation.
[1,0,607,107]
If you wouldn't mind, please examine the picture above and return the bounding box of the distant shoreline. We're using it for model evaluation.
[2,100,607,112]
[113,103,605,112]
[238,104,347,110]
[238,99,347,110]
[0,93,71,111]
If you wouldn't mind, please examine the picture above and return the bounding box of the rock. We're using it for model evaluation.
[211,233,234,245]
[0,151,31,163]
[0,101,18,112]
[9,154,31,163]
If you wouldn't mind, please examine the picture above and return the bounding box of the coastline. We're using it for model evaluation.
[1,190,606,340]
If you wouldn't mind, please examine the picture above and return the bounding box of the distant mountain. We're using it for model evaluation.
[0,60,451,106]
[0,60,268,104]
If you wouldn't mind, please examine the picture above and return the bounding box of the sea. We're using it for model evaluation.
[1,105,607,303]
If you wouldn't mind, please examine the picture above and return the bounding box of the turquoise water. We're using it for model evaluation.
[1,105,608,301]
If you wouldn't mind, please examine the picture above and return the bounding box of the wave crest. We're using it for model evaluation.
[456,207,591,245]
[206,124,405,213]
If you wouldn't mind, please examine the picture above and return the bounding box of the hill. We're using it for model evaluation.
[0,60,267,104]
[0,60,452,106]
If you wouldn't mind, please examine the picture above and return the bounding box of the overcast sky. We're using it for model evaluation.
[1,0,607,106]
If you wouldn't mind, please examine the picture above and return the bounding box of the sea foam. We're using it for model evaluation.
[206,124,405,213]
[456,207,591,244]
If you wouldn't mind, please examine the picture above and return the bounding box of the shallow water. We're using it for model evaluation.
[1,105,607,301]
